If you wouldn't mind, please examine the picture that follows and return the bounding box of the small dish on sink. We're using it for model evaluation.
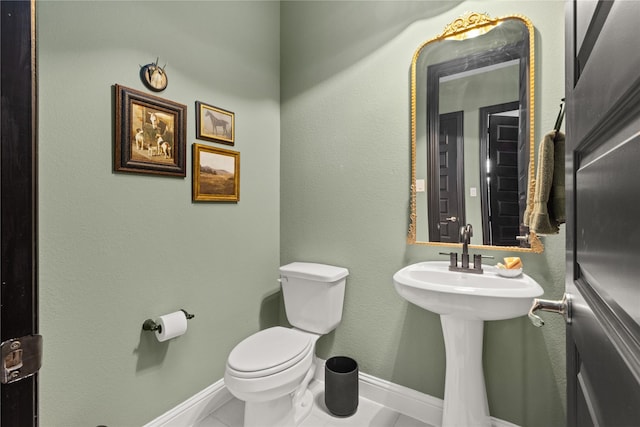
[497,267,523,278]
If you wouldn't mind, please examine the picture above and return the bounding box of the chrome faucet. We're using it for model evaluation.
[442,224,486,274]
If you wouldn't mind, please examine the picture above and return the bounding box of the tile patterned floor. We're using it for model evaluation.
[196,380,433,427]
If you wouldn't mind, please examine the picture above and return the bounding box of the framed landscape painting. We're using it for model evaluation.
[192,143,240,202]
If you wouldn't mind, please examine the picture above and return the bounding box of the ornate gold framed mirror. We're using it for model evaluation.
[408,12,542,253]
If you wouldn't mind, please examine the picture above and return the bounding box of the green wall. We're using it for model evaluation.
[38,1,280,425]
[281,1,566,427]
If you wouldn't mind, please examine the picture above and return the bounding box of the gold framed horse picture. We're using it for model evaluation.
[195,101,235,146]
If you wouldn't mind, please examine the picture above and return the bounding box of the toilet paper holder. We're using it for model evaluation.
[142,309,195,333]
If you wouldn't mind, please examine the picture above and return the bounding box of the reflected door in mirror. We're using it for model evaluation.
[486,114,519,246]
[432,111,464,243]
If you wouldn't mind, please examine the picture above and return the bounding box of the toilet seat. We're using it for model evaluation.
[227,327,313,379]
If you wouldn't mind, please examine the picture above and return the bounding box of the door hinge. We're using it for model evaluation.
[1,334,42,384]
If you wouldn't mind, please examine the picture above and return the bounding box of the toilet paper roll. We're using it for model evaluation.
[155,311,188,342]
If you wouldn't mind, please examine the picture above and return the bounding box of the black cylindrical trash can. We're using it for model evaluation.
[324,356,359,417]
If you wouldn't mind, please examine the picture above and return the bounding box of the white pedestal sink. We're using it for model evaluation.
[393,261,543,427]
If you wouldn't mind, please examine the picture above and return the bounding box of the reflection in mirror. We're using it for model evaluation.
[408,12,543,253]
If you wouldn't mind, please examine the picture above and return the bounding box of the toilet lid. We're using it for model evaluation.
[227,327,313,377]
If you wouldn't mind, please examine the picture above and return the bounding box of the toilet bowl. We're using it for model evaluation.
[224,327,319,426]
[224,262,349,427]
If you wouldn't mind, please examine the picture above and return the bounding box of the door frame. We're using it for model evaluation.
[0,0,39,425]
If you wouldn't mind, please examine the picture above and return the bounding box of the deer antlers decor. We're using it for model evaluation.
[140,57,168,92]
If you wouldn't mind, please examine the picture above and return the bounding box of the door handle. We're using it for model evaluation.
[445,216,457,222]
[528,294,571,327]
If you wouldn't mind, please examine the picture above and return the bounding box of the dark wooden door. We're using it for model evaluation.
[565,1,640,425]
[1,0,39,425]
[430,111,464,243]
[487,114,519,246]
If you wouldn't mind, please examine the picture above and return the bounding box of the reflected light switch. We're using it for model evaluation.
[416,179,425,192]
[470,187,477,197]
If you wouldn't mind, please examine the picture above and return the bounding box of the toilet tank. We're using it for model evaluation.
[279,262,349,334]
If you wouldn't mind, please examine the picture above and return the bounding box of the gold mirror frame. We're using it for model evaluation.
[408,12,543,253]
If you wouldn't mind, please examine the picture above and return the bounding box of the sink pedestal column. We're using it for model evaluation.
[440,315,491,427]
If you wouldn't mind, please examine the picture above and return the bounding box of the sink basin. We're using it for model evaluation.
[393,261,543,320]
[393,261,543,427]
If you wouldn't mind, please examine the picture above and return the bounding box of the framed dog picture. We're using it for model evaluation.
[192,143,240,202]
[114,84,187,177]
[195,101,235,146]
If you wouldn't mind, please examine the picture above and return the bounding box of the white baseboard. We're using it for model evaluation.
[143,379,233,427]
[357,371,518,427]
[145,358,520,427]
[358,371,444,426]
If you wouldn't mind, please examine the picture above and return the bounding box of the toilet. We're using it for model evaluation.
[224,262,349,427]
